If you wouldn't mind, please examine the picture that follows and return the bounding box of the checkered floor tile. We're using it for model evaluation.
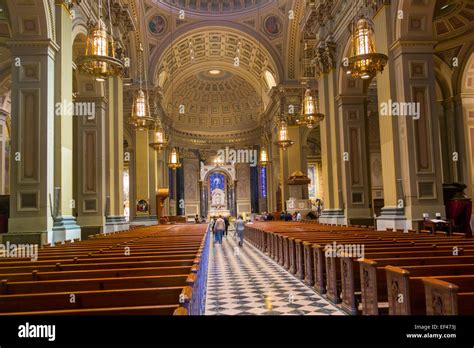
[204,227,345,316]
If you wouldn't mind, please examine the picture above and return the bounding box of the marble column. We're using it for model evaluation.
[52,1,81,242]
[317,66,345,224]
[104,76,128,232]
[131,128,156,225]
[336,95,372,223]
[0,111,9,195]
[147,129,158,221]
[374,4,445,230]
[5,40,59,245]
[75,93,107,238]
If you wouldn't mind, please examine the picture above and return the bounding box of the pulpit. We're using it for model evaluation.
[286,171,313,216]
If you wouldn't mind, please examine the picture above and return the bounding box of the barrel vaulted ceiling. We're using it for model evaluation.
[130,0,303,140]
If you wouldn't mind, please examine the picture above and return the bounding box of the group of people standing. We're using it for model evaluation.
[210,215,246,247]
[278,211,302,221]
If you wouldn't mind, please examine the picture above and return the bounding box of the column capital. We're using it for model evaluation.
[55,0,75,14]
[313,41,336,77]
[390,40,437,57]
[335,94,367,106]
[7,39,60,57]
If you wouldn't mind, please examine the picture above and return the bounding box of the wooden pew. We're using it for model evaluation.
[423,276,474,315]
[358,255,474,315]
[0,286,189,313]
[0,224,209,316]
[385,264,474,314]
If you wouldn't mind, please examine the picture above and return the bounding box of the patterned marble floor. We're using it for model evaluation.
[204,227,345,315]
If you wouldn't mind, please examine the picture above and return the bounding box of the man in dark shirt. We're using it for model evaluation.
[223,216,230,237]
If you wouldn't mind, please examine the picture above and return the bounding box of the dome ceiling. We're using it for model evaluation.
[157,0,272,15]
[166,70,262,135]
[433,0,474,38]
[156,28,280,139]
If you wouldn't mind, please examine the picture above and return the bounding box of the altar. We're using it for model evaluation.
[208,180,230,217]
[200,163,237,218]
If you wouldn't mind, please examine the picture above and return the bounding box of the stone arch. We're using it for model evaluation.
[6,0,54,40]
[149,21,284,89]
[434,55,453,100]
[337,33,366,97]
[394,0,437,42]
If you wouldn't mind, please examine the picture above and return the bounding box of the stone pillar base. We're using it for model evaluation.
[51,215,81,244]
[0,231,47,246]
[319,209,347,225]
[376,207,411,231]
[105,216,130,233]
[130,215,158,226]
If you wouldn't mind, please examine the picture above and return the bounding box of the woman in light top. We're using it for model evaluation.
[234,215,246,247]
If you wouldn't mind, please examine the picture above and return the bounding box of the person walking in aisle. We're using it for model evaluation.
[213,215,225,244]
[223,216,230,238]
[235,215,246,247]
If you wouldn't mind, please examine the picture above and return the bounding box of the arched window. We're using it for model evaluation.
[264,70,276,90]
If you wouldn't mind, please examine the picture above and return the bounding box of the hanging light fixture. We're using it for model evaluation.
[297,82,325,129]
[259,146,270,166]
[274,87,294,150]
[342,14,387,80]
[76,0,124,81]
[275,119,295,150]
[129,87,155,130]
[150,121,168,152]
[128,0,155,130]
[168,147,181,170]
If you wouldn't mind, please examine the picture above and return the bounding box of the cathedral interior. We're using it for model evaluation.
[0,0,473,328]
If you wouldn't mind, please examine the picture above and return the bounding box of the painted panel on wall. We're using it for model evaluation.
[209,172,225,193]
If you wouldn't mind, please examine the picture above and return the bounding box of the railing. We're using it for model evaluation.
[188,223,211,315]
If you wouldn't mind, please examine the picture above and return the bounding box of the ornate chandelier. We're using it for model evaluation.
[297,85,324,129]
[259,146,270,166]
[128,0,156,131]
[342,16,387,80]
[275,119,294,150]
[76,0,124,81]
[128,89,155,130]
[168,147,182,170]
[149,122,168,152]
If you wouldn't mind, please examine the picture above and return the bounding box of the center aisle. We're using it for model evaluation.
[204,227,345,315]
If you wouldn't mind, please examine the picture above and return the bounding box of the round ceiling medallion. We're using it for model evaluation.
[149,15,166,35]
[264,15,282,36]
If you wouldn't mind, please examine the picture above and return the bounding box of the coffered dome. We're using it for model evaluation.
[157,0,272,15]
[166,70,262,135]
